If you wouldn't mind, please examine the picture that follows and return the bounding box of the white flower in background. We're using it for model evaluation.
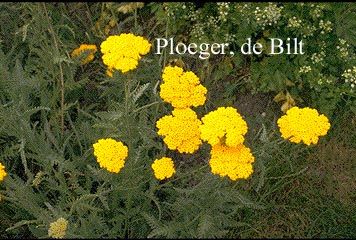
[299,65,312,73]
[217,2,230,22]
[254,3,283,29]
[319,20,332,34]
[287,16,302,28]
[342,67,356,91]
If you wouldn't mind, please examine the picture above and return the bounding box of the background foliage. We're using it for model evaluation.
[0,2,355,238]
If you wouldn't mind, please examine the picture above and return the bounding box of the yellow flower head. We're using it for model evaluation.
[159,66,207,108]
[209,143,255,181]
[93,138,128,173]
[71,44,97,65]
[100,33,151,73]
[277,106,331,146]
[48,217,68,239]
[199,107,248,147]
[156,108,202,154]
[0,162,7,181]
[151,157,176,180]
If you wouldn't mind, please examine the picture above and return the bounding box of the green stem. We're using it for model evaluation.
[134,5,138,32]
[252,137,289,157]
[266,166,308,180]
[159,14,170,68]
[159,164,209,188]
[42,3,65,136]
[125,78,130,117]
[6,220,39,232]
[124,74,133,149]
[133,101,160,113]
[19,138,32,182]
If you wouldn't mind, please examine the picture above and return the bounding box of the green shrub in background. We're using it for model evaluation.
[151,2,356,118]
[0,2,355,239]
